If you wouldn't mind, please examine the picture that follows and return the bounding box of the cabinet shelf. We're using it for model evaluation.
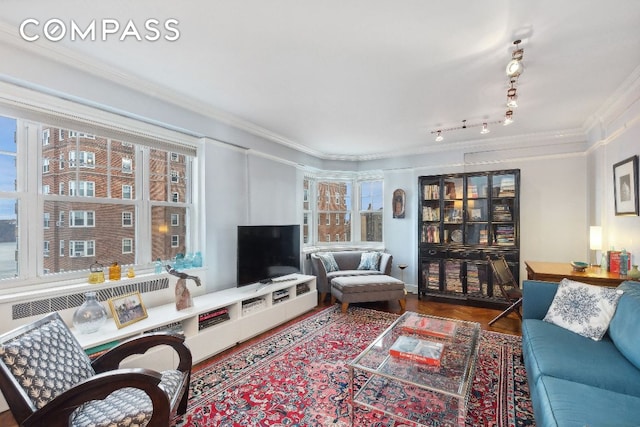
[418,170,520,307]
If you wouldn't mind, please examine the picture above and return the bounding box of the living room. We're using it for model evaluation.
[0,2,639,426]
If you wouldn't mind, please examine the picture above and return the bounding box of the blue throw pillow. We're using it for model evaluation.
[357,251,382,271]
[315,252,339,273]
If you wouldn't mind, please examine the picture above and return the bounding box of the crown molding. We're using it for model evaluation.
[583,63,640,138]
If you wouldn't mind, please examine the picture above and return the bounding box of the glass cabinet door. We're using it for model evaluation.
[491,173,517,247]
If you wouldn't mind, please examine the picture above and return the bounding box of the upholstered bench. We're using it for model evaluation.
[330,275,406,313]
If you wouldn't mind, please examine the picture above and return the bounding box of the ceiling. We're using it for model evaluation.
[1,1,640,160]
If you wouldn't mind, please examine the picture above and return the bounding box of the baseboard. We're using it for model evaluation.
[405,284,418,294]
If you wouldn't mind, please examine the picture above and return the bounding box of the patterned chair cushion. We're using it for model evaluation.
[70,369,184,427]
[0,317,95,409]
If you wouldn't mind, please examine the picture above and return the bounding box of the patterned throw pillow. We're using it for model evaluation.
[315,252,339,273]
[357,251,382,271]
[543,278,624,341]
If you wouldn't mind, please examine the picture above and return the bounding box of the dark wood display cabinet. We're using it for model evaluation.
[418,169,520,308]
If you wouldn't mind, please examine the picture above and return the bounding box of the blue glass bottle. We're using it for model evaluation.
[193,251,203,268]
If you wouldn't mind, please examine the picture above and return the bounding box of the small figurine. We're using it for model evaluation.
[166,265,202,310]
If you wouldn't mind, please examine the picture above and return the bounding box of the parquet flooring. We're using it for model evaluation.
[0,293,521,426]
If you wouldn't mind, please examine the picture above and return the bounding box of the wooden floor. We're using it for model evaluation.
[0,294,520,426]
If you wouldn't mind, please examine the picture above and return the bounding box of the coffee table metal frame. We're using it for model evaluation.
[348,311,481,426]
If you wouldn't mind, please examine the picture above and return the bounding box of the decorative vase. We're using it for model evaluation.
[73,291,108,334]
[629,265,640,280]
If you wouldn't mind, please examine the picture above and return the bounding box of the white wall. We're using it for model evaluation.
[587,84,640,266]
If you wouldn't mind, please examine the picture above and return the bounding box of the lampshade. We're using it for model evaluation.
[590,226,602,251]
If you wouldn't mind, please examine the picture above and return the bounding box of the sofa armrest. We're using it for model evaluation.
[379,253,393,275]
[310,254,330,294]
[522,280,559,320]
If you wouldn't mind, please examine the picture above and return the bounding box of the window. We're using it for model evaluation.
[316,180,351,243]
[69,180,95,197]
[122,158,133,173]
[69,211,95,227]
[122,185,133,199]
[43,158,50,173]
[0,113,197,285]
[171,192,179,202]
[122,212,133,227]
[359,180,383,242]
[304,174,382,245]
[69,151,95,168]
[171,170,179,183]
[122,238,133,254]
[69,240,95,257]
[170,152,178,161]
[171,213,179,226]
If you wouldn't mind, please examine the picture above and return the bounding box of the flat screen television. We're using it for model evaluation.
[237,224,301,286]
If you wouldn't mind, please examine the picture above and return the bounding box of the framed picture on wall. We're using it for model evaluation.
[613,155,639,216]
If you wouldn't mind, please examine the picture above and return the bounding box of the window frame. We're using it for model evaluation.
[0,95,200,291]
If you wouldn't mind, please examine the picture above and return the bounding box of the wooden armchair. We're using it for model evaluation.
[0,312,192,427]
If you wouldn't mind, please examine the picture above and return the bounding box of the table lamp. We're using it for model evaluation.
[590,226,602,266]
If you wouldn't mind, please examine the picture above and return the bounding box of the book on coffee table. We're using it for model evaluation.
[389,336,444,366]
[399,313,457,339]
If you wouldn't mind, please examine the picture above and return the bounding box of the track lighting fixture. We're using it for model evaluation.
[429,40,526,141]
[503,110,514,126]
[506,40,524,77]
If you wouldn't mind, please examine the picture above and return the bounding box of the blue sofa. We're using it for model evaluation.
[521,279,640,427]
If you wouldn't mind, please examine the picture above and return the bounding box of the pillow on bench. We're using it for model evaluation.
[316,252,339,272]
[357,251,382,271]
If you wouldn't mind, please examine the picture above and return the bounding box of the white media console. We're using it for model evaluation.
[73,273,317,365]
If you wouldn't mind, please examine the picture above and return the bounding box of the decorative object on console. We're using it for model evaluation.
[613,155,639,216]
[543,278,623,341]
[166,265,202,310]
[570,261,589,272]
[88,261,105,284]
[108,291,148,328]
[72,291,108,334]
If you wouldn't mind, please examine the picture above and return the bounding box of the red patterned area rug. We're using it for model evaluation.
[174,306,534,426]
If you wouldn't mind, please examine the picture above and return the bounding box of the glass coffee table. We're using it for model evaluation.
[348,311,481,426]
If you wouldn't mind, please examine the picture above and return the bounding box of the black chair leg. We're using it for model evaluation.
[489,298,523,326]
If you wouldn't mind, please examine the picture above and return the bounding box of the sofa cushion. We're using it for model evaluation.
[532,375,640,427]
[609,281,640,370]
[315,252,339,272]
[326,270,383,283]
[357,251,382,270]
[522,318,640,397]
[542,278,623,340]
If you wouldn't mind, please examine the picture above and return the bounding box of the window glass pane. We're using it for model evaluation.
[316,181,351,243]
[0,116,16,153]
[150,149,188,203]
[0,117,17,193]
[360,212,383,242]
[44,201,135,273]
[0,199,18,279]
[152,206,187,261]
